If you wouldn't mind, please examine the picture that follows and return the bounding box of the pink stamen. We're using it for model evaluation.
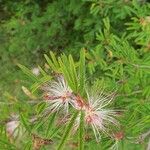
[44,95,61,100]
[75,95,87,110]
[114,131,124,140]
[44,91,72,101]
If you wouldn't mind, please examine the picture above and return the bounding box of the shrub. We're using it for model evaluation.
[0,0,150,149]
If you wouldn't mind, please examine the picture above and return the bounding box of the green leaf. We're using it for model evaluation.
[78,111,85,150]
[0,139,16,149]
[33,116,49,131]
[79,49,86,95]
[44,54,58,72]
[50,51,60,69]
[103,17,110,31]
[57,111,79,150]
[38,65,47,76]
[69,55,78,91]
[36,102,46,114]
[46,112,57,137]
[50,126,62,138]
[24,141,32,150]
[31,75,52,93]
[58,57,74,90]
[18,64,38,82]
[20,114,31,133]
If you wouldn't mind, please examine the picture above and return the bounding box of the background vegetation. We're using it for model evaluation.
[0,0,150,149]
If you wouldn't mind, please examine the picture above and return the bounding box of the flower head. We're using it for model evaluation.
[43,76,75,113]
[84,89,118,142]
[6,121,20,138]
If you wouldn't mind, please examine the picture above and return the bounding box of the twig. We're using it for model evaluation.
[131,63,150,69]
[116,90,142,97]
[129,129,150,144]
[138,129,150,143]
[147,139,150,150]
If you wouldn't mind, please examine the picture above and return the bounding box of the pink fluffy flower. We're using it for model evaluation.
[43,76,75,113]
[84,90,119,141]
[71,89,118,142]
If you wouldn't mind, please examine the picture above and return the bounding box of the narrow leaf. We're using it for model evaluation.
[79,49,86,95]
[57,111,79,150]
[44,54,57,72]
[46,112,57,137]
[69,55,78,91]
[31,75,51,93]
[50,51,60,69]
[18,64,38,82]
[20,114,31,133]
[38,65,47,76]
[79,111,85,150]
[58,57,74,90]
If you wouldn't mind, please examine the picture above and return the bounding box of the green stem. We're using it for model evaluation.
[78,111,85,150]
[57,111,79,150]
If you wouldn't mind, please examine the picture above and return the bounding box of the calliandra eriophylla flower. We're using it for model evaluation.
[43,76,75,113]
[83,89,119,142]
[6,120,26,143]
